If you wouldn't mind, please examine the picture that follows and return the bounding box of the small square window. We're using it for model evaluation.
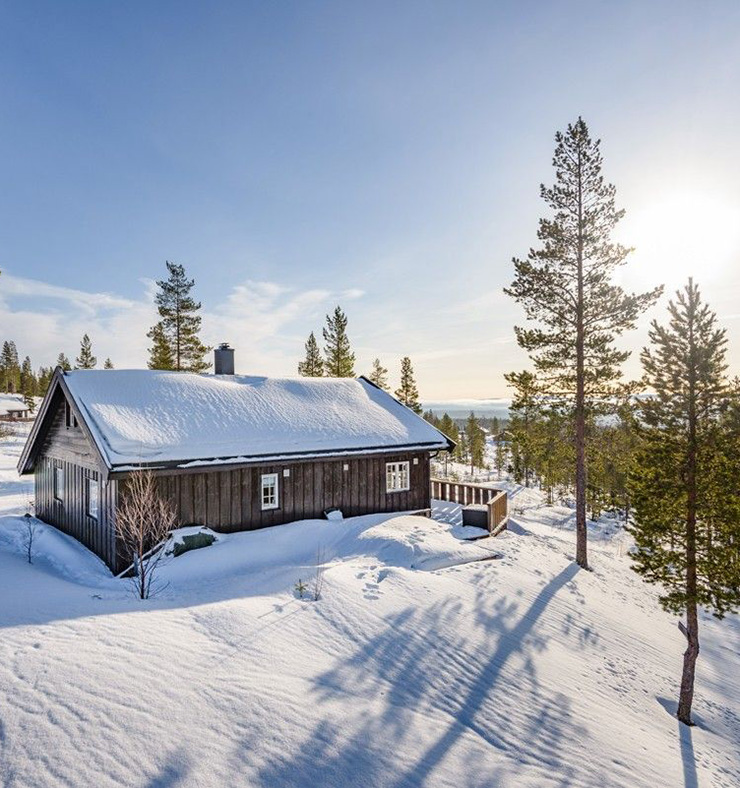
[86,475,99,520]
[261,473,279,510]
[386,461,410,493]
[54,466,64,501]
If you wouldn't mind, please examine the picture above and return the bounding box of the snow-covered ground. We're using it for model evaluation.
[0,424,738,787]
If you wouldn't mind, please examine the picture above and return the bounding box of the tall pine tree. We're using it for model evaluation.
[148,261,210,372]
[322,306,355,377]
[75,334,97,369]
[56,352,72,372]
[395,357,422,414]
[628,280,740,726]
[368,358,390,390]
[297,332,324,377]
[1,341,20,392]
[505,117,661,569]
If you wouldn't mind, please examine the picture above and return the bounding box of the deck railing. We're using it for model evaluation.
[431,478,508,535]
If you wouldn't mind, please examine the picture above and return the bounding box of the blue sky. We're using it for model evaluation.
[1,1,740,398]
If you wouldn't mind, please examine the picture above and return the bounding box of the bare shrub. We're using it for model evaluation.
[116,470,177,599]
[313,546,326,601]
[21,513,39,564]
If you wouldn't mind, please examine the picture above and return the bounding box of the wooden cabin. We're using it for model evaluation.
[18,351,453,573]
[0,394,31,421]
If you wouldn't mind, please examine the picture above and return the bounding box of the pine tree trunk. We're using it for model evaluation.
[678,327,700,725]
[677,601,699,725]
[574,144,589,570]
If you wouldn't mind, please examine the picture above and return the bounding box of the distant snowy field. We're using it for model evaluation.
[0,424,738,787]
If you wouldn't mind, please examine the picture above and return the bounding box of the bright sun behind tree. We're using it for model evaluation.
[623,191,740,288]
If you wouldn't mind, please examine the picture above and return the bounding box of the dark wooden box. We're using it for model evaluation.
[462,504,488,529]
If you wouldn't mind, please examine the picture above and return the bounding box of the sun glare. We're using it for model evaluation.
[621,191,740,289]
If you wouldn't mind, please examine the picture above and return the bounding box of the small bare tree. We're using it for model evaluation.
[21,513,39,564]
[313,546,327,601]
[116,470,177,599]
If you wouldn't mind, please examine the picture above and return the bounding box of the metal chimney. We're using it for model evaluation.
[214,343,235,375]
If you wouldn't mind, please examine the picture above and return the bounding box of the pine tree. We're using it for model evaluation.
[628,281,740,726]
[395,357,422,414]
[147,322,176,371]
[20,356,36,398]
[104,358,114,369]
[56,353,72,372]
[437,413,459,476]
[297,332,324,377]
[75,334,97,369]
[37,366,54,395]
[505,117,662,569]
[22,376,36,413]
[1,341,21,392]
[148,261,210,372]
[322,306,355,377]
[464,412,486,474]
[505,371,541,487]
[368,358,389,390]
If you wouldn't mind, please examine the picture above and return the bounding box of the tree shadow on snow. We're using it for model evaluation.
[250,562,585,788]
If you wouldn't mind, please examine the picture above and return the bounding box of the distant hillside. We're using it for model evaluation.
[422,399,511,420]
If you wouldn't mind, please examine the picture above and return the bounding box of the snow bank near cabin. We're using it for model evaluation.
[62,370,449,466]
[157,513,499,593]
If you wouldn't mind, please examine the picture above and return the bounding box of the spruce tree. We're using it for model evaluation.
[628,280,740,726]
[297,332,324,377]
[368,358,390,390]
[104,358,114,369]
[75,334,97,369]
[148,261,210,372]
[56,353,72,372]
[322,306,355,377]
[505,117,662,569]
[395,356,422,414]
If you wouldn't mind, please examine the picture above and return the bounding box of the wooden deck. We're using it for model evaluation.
[431,478,508,535]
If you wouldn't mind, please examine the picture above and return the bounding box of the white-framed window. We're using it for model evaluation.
[54,465,64,501]
[386,461,410,493]
[86,475,99,519]
[261,473,279,510]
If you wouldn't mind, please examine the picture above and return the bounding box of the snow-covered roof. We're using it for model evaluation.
[0,394,28,413]
[59,370,451,470]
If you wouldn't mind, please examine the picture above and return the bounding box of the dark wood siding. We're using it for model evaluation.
[33,396,118,571]
[148,451,432,534]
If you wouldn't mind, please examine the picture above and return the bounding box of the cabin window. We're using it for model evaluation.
[386,461,410,493]
[86,475,99,519]
[54,466,64,501]
[64,402,71,428]
[261,473,279,510]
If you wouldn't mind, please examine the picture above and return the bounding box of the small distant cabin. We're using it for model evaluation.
[18,348,454,573]
[0,394,31,421]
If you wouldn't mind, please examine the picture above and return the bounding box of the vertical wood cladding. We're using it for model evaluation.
[35,455,117,570]
[150,452,431,533]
